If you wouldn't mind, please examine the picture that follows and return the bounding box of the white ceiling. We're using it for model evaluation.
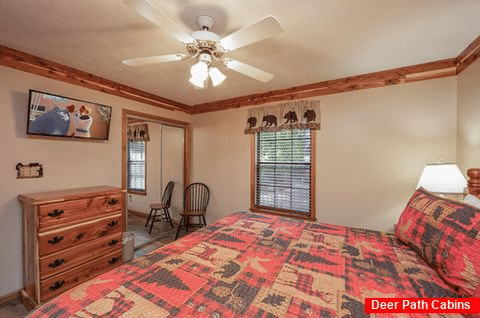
[0,0,479,106]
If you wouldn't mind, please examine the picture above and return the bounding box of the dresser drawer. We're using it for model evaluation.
[40,250,122,302]
[39,232,122,279]
[38,214,123,257]
[38,194,124,231]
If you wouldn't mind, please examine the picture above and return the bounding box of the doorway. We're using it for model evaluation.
[122,109,191,249]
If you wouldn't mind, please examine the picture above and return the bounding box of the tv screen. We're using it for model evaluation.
[27,90,112,140]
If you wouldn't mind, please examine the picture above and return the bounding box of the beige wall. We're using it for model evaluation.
[192,77,458,231]
[457,58,480,172]
[0,66,190,297]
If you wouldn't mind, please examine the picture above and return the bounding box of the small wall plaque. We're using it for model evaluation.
[16,162,43,178]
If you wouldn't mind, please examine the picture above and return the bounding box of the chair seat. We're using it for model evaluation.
[150,203,167,209]
[179,209,206,216]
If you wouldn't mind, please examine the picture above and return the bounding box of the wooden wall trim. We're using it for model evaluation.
[1,35,479,116]
[456,35,480,75]
[190,58,458,114]
[0,45,191,114]
[0,289,20,305]
[127,209,148,218]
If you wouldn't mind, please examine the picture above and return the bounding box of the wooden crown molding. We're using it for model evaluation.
[191,58,458,114]
[0,45,191,114]
[191,35,480,114]
[0,35,479,115]
[456,35,480,75]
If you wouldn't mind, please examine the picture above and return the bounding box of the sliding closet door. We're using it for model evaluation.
[161,125,184,221]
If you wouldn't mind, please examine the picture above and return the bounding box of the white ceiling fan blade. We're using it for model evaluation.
[218,15,283,51]
[124,0,194,44]
[223,59,274,83]
[123,54,188,66]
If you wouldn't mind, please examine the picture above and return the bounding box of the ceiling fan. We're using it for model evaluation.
[122,0,283,88]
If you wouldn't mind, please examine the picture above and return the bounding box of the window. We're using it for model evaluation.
[127,141,146,195]
[252,129,315,220]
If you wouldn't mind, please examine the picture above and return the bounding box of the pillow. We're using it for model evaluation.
[395,188,480,296]
[463,194,480,209]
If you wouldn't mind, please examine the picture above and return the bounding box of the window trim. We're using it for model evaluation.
[127,140,147,196]
[250,130,316,221]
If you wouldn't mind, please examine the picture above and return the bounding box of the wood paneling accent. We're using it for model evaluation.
[456,36,480,75]
[191,58,458,114]
[0,45,190,114]
[310,131,316,221]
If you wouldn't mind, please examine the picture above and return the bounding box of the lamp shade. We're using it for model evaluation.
[209,67,226,86]
[190,61,209,79]
[189,75,205,88]
[416,163,467,194]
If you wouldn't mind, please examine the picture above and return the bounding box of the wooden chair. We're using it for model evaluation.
[146,181,175,234]
[175,183,210,239]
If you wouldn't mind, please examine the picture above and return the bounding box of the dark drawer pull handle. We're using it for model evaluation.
[109,257,120,264]
[48,259,65,268]
[107,220,119,227]
[48,209,64,217]
[49,280,65,291]
[76,233,85,240]
[108,239,119,246]
[48,236,64,245]
[107,198,119,205]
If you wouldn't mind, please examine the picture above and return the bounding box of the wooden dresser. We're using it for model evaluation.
[18,186,126,309]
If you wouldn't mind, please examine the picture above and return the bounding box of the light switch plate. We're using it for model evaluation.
[16,163,43,178]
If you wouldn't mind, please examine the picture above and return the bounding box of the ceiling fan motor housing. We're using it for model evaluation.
[187,32,224,58]
[187,15,225,59]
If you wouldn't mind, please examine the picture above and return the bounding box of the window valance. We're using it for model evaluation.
[127,123,150,142]
[244,99,320,134]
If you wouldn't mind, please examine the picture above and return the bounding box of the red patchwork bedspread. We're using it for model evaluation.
[28,212,462,317]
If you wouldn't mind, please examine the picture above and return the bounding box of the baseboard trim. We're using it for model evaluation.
[20,289,37,311]
[0,289,21,305]
[128,209,148,218]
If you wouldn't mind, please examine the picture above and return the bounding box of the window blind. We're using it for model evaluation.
[256,129,311,213]
[128,141,145,192]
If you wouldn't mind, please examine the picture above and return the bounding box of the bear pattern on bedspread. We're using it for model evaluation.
[29,212,462,318]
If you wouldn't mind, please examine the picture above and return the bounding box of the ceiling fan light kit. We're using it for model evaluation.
[209,67,227,87]
[123,0,283,89]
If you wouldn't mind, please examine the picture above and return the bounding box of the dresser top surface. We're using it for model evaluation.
[18,186,125,205]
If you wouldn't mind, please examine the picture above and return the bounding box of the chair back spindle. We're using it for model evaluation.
[162,181,175,207]
[183,183,210,212]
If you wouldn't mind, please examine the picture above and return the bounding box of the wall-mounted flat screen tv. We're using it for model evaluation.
[27,90,112,140]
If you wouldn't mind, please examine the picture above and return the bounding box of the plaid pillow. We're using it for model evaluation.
[395,188,480,296]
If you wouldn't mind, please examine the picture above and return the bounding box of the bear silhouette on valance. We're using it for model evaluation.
[244,99,320,134]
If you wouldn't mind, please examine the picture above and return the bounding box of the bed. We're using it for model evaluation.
[27,175,480,317]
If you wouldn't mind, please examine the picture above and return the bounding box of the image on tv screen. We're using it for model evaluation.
[27,90,112,140]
